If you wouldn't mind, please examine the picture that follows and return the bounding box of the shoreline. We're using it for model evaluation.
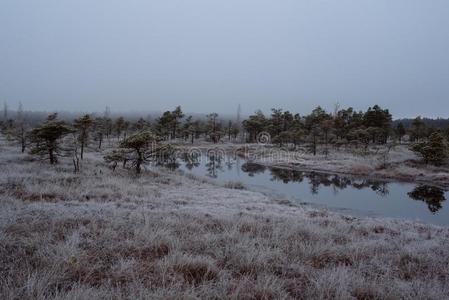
[177,142,449,189]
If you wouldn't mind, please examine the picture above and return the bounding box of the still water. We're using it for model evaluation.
[167,152,449,226]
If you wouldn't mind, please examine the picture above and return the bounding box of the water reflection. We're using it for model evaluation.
[408,185,446,214]
[268,167,391,197]
[155,147,179,170]
[268,168,446,212]
[241,162,266,177]
[180,152,200,170]
[205,150,225,178]
[172,152,448,216]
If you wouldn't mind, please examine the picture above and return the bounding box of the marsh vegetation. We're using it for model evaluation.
[1,137,449,299]
[1,105,449,299]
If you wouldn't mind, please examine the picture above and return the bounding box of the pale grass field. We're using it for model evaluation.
[1,138,449,299]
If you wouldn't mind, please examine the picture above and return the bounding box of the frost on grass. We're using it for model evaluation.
[1,139,449,299]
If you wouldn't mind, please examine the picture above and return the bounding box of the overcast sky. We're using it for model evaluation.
[1,0,448,118]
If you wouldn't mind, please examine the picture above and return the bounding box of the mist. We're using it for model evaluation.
[1,0,449,118]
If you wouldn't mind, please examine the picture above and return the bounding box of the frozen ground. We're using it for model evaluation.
[1,138,449,299]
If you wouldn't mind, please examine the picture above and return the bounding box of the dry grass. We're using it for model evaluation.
[223,181,246,190]
[1,138,449,299]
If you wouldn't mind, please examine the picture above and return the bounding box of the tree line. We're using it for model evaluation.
[1,103,448,169]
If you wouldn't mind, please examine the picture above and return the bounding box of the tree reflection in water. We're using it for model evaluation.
[177,155,448,214]
[408,185,446,214]
[225,153,234,171]
[180,152,200,170]
[241,162,266,177]
[155,147,179,170]
[268,167,389,196]
[270,168,305,184]
[370,182,389,196]
[205,150,224,178]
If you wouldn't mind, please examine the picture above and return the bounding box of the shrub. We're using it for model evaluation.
[410,132,449,165]
[224,181,246,190]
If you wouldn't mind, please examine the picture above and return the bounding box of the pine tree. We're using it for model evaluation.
[410,116,426,142]
[363,105,392,143]
[411,132,449,165]
[171,106,184,139]
[305,107,332,155]
[242,110,267,143]
[29,114,73,164]
[396,122,406,143]
[133,117,149,132]
[93,117,106,149]
[115,117,126,140]
[207,113,220,143]
[104,131,173,174]
[156,111,174,140]
[73,114,93,159]
[182,116,195,143]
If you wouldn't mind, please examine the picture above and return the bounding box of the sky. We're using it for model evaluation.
[1,0,449,118]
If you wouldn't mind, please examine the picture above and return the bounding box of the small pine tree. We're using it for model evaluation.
[104,130,173,174]
[115,117,126,140]
[348,128,370,153]
[411,132,449,165]
[171,106,184,139]
[29,114,73,164]
[207,113,221,143]
[396,122,406,143]
[73,114,93,159]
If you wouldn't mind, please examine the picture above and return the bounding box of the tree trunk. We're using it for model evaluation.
[49,149,55,164]
[324,131,328,157]
[80,142,84,160]
[21,136,26,153]
[136,150,142,174]
[20,127,26,153]
[313,135,317,156]
[172,124,176,140]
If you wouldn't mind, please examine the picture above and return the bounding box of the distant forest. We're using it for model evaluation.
[393,118,449,129]
[1,103,448,129]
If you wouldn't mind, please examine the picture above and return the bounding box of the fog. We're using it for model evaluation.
[1,0,448,118]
